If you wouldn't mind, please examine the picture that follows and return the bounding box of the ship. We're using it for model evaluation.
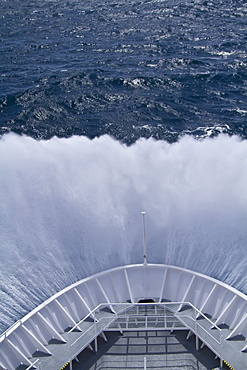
[1,212,247,370]
[0,262,247,370]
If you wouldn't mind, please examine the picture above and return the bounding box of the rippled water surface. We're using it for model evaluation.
[1,0,247,142]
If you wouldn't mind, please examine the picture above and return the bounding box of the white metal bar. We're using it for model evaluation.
[36,313,66,342]
[214,295,237,326]
[100,331,107,342]
[54,299,77,327]
[118,321,123,334]
[158,268,168,303]
[109,271,121,302]
[1,320,22,340]
[28,317,48,346]
[45,305,64,333]
[178,302,222,331]
[179,275,195,310]
[6,339,32,367]
[226,312,247,340]
[73,288,97,320]
[211,288,229,321]
[26,359,40,370]
[94,315,98,353]
[96,278,116,313]
[69,303,105,334]
[229,299,246,330]
[186,330,192,340]
[124,269,134,303]
[196,283,217,318]
[200,342,205,349]
[87,343,94,351]
[73,287,90,311]
[94,336,98,352]
[241,343,247,352]
[22,325,52,355]
[12,331,32,358]
[126,314,129,330]
[196,335,199,351]
[0,347,16,370]
[142,211,147,265]
[63,292,80,322]
[84,282,98,311]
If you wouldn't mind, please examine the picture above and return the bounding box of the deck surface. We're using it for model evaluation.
[29,303,246,370]
[72,330,221,370]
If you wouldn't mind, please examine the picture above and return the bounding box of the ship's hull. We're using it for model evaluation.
[0,264,246,370]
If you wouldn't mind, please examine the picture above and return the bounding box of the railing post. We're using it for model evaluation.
[94,316,98,352]
[68,331,73,370]
[142,211,147,265]
[195,320,199,351]
[194,306,197,332]
[144,356,147,370]
[196,335,199,351]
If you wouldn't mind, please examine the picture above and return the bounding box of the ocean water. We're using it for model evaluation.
[0,0,247,334]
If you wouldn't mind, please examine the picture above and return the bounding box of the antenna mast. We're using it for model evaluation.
[142,211,147,265]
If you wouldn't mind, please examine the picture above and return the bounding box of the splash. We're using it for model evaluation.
[0,133,247,333]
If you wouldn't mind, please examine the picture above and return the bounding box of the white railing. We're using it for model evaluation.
[64,302,224,364]
[0,319,22,342]
[26,359,40,370]
[11,301,240,370]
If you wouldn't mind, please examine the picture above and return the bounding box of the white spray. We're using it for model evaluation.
[0,133,247,332]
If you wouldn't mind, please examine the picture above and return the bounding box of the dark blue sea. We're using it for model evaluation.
[1,0,247,142]
[0,0,247,334]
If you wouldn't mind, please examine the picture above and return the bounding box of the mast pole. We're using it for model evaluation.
[142,211,147,265]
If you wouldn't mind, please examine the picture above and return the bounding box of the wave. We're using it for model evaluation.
[1,69,247,143]
[0,133,247,333]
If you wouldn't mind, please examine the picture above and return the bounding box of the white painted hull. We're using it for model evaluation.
[0,264,246,370]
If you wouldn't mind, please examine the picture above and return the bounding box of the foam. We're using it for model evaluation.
[0,133,247,332]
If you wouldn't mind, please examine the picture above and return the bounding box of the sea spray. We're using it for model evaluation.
[0,133,247,333]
